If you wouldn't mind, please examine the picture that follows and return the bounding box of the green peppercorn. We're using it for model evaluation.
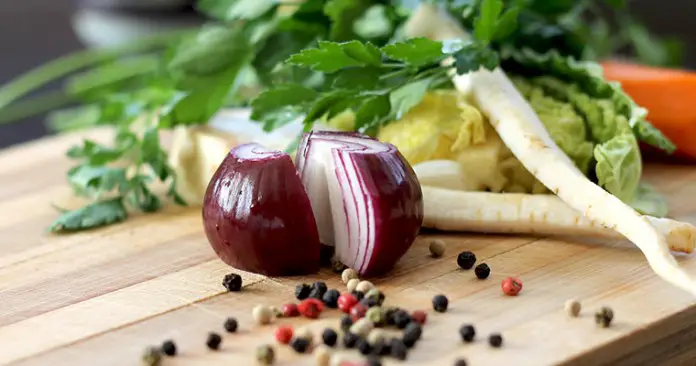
[366,307,386,327]
[429,239,446,257]
[256,344,275,365]
[595,306,614,328]
[142,347,161,366]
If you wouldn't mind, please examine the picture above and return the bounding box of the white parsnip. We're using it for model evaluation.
[422,186,696,253]
[407,4,696,296]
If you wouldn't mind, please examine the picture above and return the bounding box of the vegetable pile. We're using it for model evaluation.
[203,131,422,276]
[0,1,695,294]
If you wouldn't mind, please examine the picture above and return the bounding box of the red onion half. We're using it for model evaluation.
[202,143,321,276]
[297,131,424,276]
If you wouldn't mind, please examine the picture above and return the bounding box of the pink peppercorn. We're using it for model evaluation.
[411,310,427,325]
[282,303,299,317]
[275,325,293,344]
[501,277,523,296]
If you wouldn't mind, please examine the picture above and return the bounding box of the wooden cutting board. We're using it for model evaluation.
[1,129,696,366]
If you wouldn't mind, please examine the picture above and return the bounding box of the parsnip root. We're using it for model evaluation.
[406,4,696,296]
[422,187,696,253]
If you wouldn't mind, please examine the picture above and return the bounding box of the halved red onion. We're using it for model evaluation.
[297,131,424,276]
[202,143,321,276]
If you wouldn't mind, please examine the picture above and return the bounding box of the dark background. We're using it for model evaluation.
[0,0,693,149]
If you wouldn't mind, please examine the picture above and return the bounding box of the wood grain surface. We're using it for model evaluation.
[1,130,696,366]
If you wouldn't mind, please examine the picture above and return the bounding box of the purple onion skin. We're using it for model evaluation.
[343,148,424,277]
[202,144,321,276]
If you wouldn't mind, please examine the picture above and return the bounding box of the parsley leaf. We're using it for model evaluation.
[50,198,128,232]
[389,78,431,120]
[197,0,279,21]
[250,84,318,130]
[474,0,504,45]
[324,0,373,41]
[354,93,391,131]
[287,40,381,72]
[382,38,447,67]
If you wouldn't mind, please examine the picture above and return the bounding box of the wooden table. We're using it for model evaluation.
[1,130,696,366]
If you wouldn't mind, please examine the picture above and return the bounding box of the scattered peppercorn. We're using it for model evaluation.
[474,263,490,279]
[256,344,275,365]
[310,281,328,299]
[393,310,412,329]
[351,303,368,321]
[222,273,242,292]
[356,281,374,293]
[350,318,375,338]
[365,288,385,306]
[402,322,422,348]
[385,307,399,326]
[366,355,382,366]
[459,324,475,343]
[322,328,338,347]
[338,293,359,314]
[223,317,238,333]
[501,277,523,296]
[429,239,446,258]
[340,314,354,331]
[161,340,176,356]
[411,310,427,325]
[367,329,386,345]
[275,325,294,344]
[389,338,408,360]
[282,303,299,317]
[347,278,360,292]
[253,305,273,325]
[343,332,359,348]
[331,258,347,273]
[270,306,283,318]
[595,306,614,328]
[295,283,311,300]
[454,358,468,366]
[361,297,380,308]
[142,347,162,366]
[366,307,386,327]
[456,251,477,270]
[372,339,390,356]
[565,299,581,317]
[488,333,503,348]
[356,339,373,355]
[299,298,325,318]
[206,332,222,350]
[290,337,310,353]
[353,290,365,301]
[314,344,332,366]
[322,289,341,308]
[342,268,359,284]
[294,327,314,347]
[432,294,449,312]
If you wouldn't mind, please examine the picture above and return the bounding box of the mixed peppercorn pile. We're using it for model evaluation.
[143,243,614,365]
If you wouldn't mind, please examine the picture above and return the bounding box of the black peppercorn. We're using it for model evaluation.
[341,314,354,331]
[357,338,373,355]
[459,324,475,343]
[290,337,310,353]
[360,296,380,308]
[309,281,328,299]
[223,317,238,333]
[385,307,400,326]
[432,294,449,312]
[366,355,382,366]
[372,339,390,356]
[393,310,411,329]
[456,251,477,270]
[474,263,490,279]
[595,306,614,328]
[161,340,176,356]
[488,333,503,348]
[206,332,222,350]
[454,358,468,366]
[322,328,338,347]
[322,289,340,308]
[353,290,365,301]
[295,283,311,300]
[343,332,359,348]
[222,273,242,292]
[389,338,408,360]
[402,322,422,348]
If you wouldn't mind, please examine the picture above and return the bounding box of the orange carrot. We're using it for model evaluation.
[600,60,696,161]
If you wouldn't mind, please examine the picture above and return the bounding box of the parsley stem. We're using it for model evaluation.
[379,68,413,80]
[0,91,75,125]
[0,29,194,122]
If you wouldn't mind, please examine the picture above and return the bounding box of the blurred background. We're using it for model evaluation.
[0,0,693,149]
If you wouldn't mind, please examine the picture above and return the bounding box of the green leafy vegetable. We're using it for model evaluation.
[287,40,382,72]
[50,198,128,232]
